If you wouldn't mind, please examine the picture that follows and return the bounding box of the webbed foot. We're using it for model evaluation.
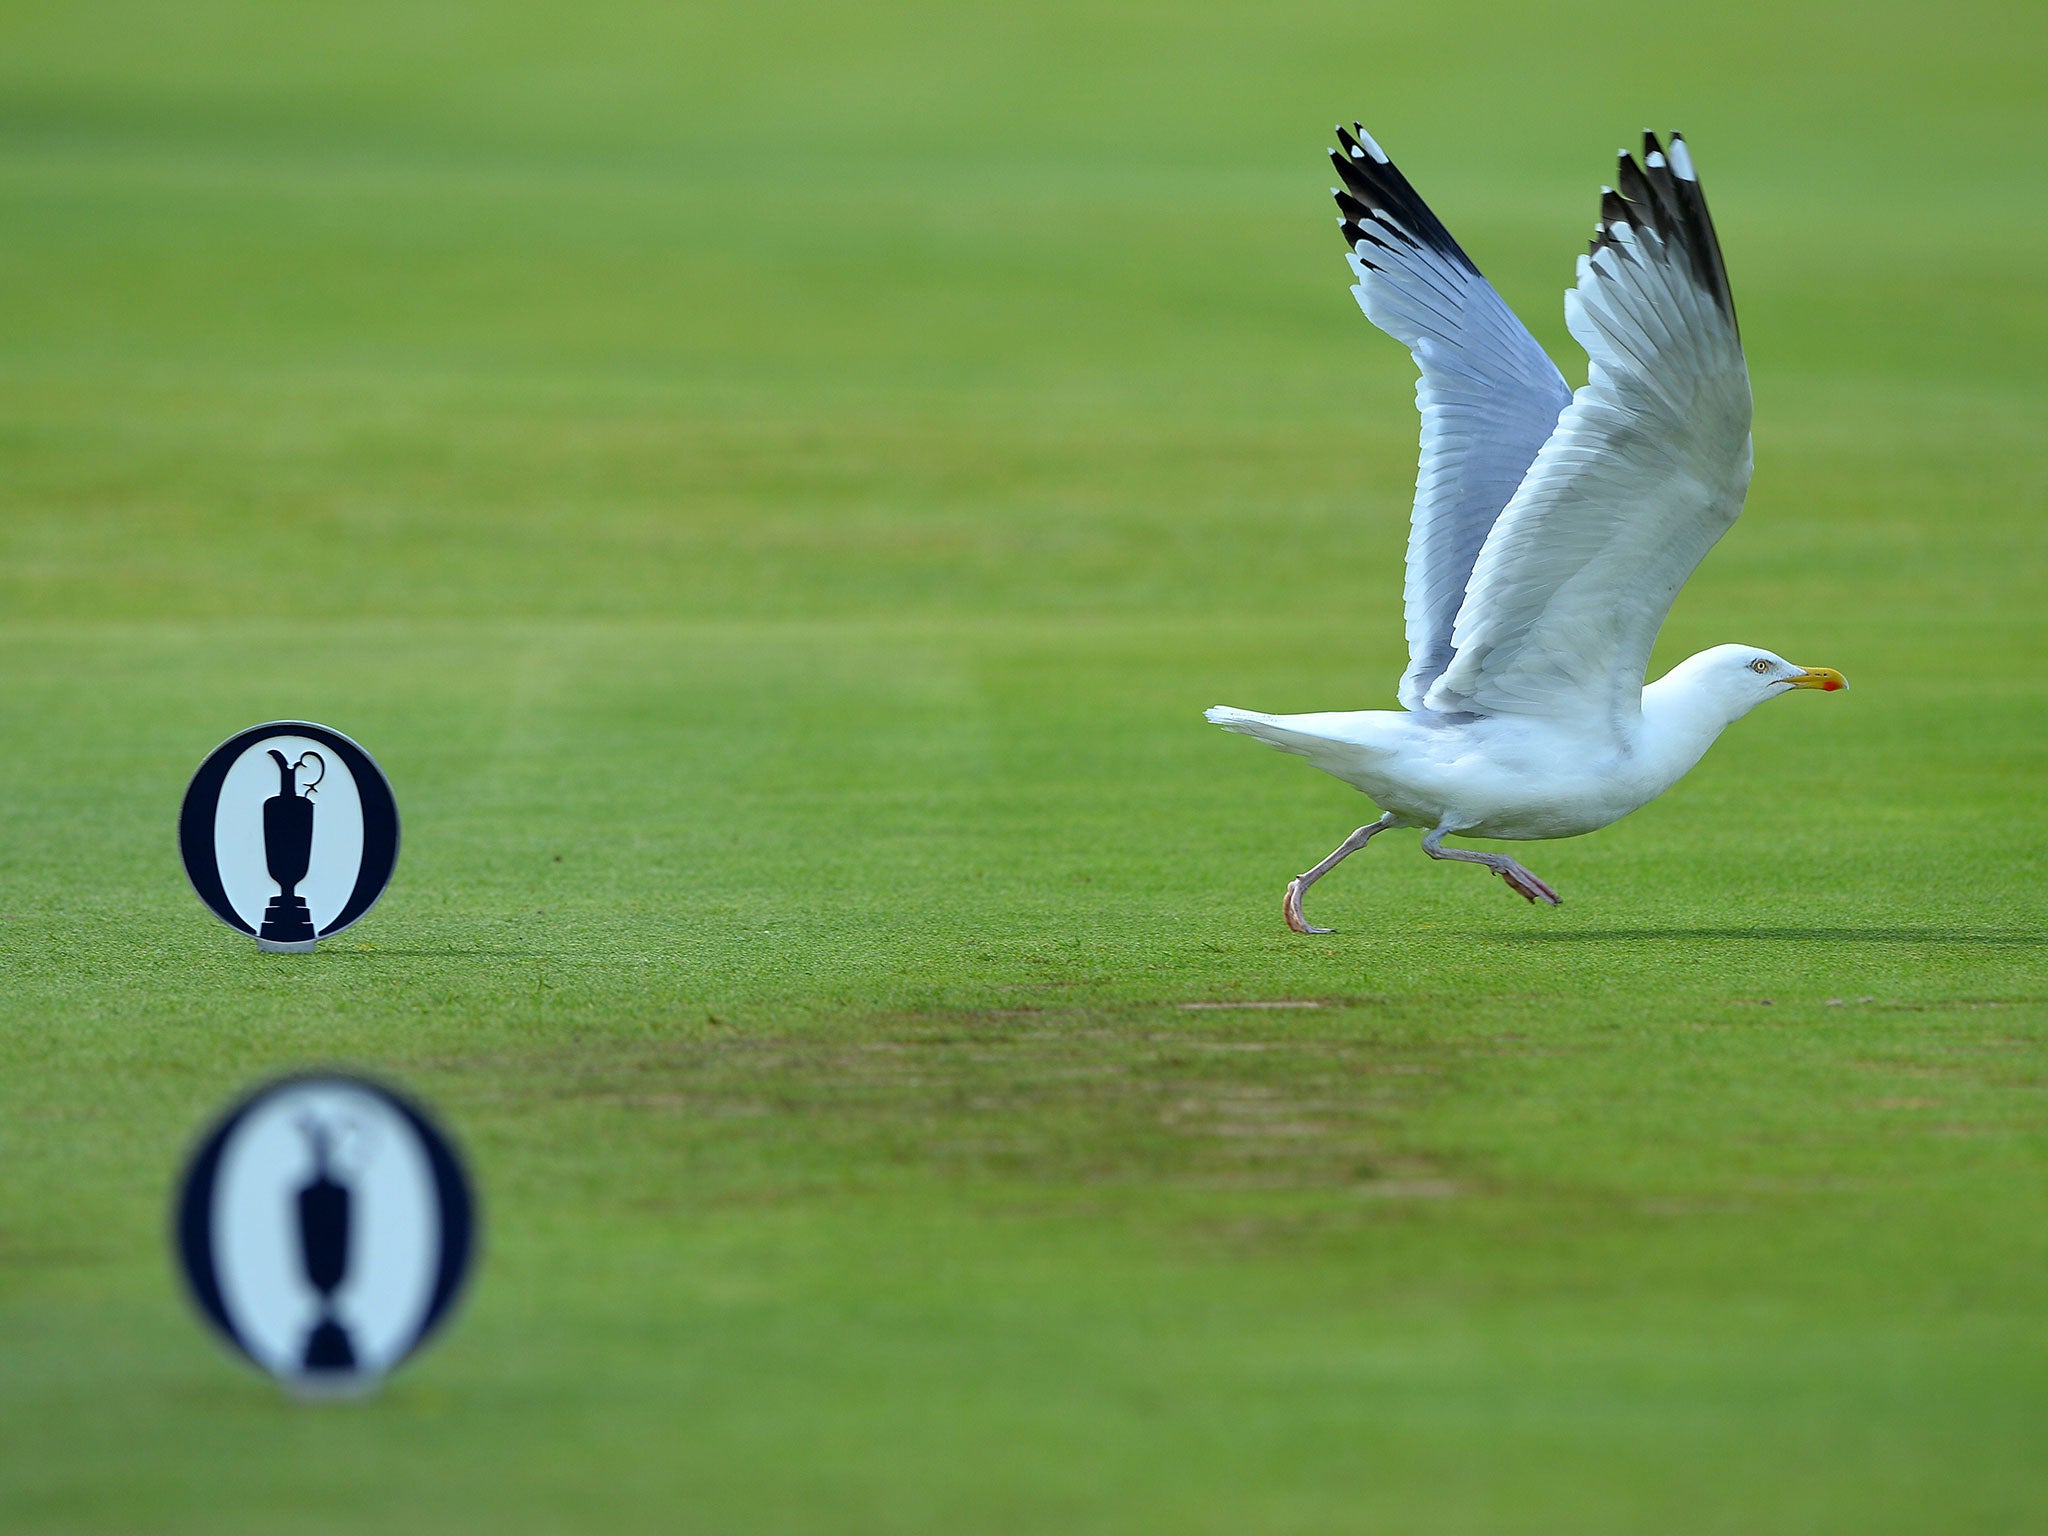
[1498,863,1562,906]
[1283,877,1333,934]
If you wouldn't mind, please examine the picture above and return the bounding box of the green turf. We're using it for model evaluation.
[3,1,2046,1531]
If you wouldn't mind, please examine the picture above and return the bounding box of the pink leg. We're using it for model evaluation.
[1422,828,1562,906]
[1283,815,1397,934]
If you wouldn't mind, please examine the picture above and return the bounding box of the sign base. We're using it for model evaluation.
[257,938,318,954]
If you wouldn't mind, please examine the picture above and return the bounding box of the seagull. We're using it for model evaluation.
[1207,126,1845,931]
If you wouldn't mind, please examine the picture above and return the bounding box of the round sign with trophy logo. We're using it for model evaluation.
[179,722,399,953]
[173,1073,476,1396]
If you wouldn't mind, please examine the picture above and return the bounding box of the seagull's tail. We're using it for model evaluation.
[1205,705,1287,737]
[1205,706,1387,768]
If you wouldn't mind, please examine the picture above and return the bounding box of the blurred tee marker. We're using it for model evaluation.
[173,1073,476,1397]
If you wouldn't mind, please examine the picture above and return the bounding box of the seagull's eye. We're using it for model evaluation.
[1749,658,1771,674]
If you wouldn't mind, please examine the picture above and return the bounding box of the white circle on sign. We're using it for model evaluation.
[210,1080,438,1379]
[174,1074,475,1395]
[212,736,365,935]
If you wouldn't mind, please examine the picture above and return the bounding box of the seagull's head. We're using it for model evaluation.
[1681,644,1847,721]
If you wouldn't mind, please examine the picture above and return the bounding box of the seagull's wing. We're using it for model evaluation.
[1332,125,1573,712]
[1423,133,1752,735]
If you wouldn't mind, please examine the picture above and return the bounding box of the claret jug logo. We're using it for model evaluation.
[179,722,399,952]
[174,1075,476,1395]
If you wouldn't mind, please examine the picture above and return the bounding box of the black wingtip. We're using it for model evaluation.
[1585,130,1738,335]
[1325,122,1482,277]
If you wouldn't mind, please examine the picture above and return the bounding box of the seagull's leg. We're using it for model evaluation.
[1421,828,1563,906]
[1284,814,1398,934]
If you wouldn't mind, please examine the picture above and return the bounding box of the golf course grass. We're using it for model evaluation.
[3,1,2045,1530]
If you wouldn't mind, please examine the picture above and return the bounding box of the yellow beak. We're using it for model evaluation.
[1784,666,1847,691]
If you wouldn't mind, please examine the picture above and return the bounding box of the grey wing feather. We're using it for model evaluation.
[1333,125,1573,711]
